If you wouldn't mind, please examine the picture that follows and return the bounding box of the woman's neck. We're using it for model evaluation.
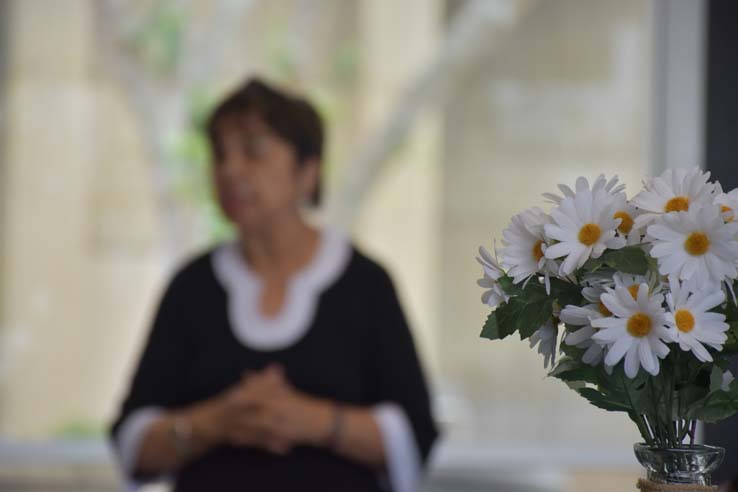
[237,214,320,282]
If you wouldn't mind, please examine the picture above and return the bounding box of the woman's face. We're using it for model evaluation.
[212,114,317,233]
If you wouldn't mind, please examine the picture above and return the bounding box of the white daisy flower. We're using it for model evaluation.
[500,208,558,286]
[561,305,606,365]
[476,246,507,308]
[630,168,717,229]
[714,186,738,223]
[543,174,625,205]
[529,318,559,368]
[591,284,673,378]
[665,277,728,363]
[582,280,611,307]
[612,272,663,300]
[582,271,616,290]
[544,180,626,276]
[611,193,644,245]
[648,205,738,290]
[613,272,647,290]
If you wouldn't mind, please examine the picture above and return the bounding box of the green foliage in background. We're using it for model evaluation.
[170,88,235,244]
[51,419,106,440]
[125,3,185,77]
[122,2,360,245]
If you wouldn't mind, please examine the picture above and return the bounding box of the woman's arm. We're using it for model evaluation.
[282,394,387,467]
[331,405,386,466]
[133,395,226,475]
[131,366,392,475]
[365,268,440,492]
[229,366,386,467]
[134,368,295,475]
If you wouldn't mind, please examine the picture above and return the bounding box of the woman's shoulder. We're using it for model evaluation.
[164,247,220,294]
[342,244,396,291]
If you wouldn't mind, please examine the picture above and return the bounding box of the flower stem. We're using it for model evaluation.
[663,361,678,447]
[688,420,697,445]
[647,377,664,446]
[621,373,654,445]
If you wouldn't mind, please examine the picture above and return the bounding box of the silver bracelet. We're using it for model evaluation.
[327,405,345,451]
[170,414,193,459]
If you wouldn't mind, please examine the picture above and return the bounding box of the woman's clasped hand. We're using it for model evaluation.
[192,365,334,456]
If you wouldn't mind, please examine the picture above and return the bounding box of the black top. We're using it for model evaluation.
[110,245,438,492]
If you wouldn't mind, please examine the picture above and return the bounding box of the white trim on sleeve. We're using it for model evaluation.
[113,406,165,478]
[373,402,422,492]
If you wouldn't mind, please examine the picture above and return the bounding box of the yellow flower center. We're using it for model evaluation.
[721,205,735,222]
[675,309,695,333]
[614,211,634,234]
[532,240,545,262]
[578,223,602,246]
[684,232,710,256]
[627,312,652,338]
[665,196,690,212]
[598,301,612,316]
[628,285,641,300]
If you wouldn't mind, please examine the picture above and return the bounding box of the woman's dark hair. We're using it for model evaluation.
[206,78,324,205]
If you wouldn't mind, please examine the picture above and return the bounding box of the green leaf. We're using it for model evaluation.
[549,277,584,309]
[549,356,579,377]
[601,246,649,275]
[710,365,725,393]
[726,281,738,321]
[685,366,738,423]
[565,380,587,391]
[550,360,599,385]
[577,387,633,413]
[496,292,553,340]
[721,322,738,355]
[482,277,554,341]
[712,356,731,372]
[688,391,738,423]
[680,384,710,415]
[559,341,586,359]
[480,312,514,341]
[497,275,523,297]
[582,256,607,273]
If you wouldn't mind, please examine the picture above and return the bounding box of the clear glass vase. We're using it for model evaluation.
[633,443,725,486]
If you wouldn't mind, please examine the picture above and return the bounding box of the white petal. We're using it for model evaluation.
[652,338,671,358]
[559,246,585,276]
[565,326,595,346]
[690,339,713,362]
[605,236,626,250]
[582,344,604,365]
[648,223,684,242]
[605,336,633,367]
[639,339,658,375]
[544,241,574,259]
[624,344,641,378]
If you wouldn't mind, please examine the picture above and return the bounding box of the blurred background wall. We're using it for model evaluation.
[0,0,730,491]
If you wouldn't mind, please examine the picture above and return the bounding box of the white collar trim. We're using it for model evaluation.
[211,228,351,351]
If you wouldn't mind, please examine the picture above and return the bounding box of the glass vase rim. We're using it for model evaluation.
[633,443,725,454]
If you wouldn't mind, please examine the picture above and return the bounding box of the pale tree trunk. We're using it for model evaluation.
[94,0,257,264]
[328,0,539,231]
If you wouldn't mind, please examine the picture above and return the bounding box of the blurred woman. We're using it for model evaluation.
[110,78,438,492]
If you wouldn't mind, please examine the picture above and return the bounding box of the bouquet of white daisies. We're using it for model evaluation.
[477,168,738,448]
